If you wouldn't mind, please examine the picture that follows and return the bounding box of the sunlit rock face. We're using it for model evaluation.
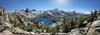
[97,14,100,20]
[91,20,100,27]
[87,20,100,35]
[66,29,83,35]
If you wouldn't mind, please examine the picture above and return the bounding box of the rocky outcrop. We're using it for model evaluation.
[0,25,5,32]
[0,30,14,35]
[86,20,100,35]
[67,29,83,35]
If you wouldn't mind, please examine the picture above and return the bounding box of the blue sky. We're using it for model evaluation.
[0,0,100,13]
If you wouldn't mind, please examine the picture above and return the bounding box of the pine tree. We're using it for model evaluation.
[0,5,4,16]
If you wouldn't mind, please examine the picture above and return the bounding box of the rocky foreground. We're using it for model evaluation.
[0,12,99,35]
[0,7,100,35]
